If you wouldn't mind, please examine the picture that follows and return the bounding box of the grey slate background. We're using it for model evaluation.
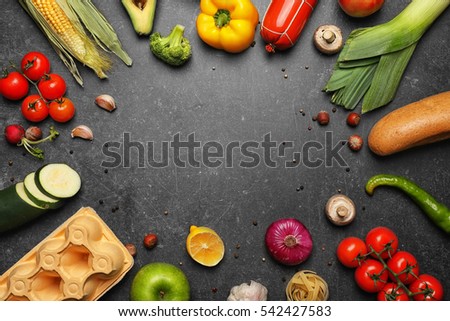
[0,0,449,301]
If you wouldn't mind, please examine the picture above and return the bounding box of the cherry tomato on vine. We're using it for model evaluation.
[49,98,75,123]
[21,94,49,122]
[336,237,368,268]
[377,283,409,301]
[387,251,419,285]
[38,73,66,100]
[0,71,29,100]
[409,274,444,301]
[354,258,388,293]
[21,51,51,81]
[365,226,398,259]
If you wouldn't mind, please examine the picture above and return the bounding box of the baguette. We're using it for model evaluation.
[368,91,450,156]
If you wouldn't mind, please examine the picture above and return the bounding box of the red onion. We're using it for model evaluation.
[265,218,313,266]
[4,124,25,145]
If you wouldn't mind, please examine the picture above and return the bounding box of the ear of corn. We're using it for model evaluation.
[323,0,449,113]
[18,0,132,86]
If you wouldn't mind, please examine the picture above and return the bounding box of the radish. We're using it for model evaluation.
[4,124,59,159]
[4,124,25,144]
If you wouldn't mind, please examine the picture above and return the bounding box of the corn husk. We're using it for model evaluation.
[67,0,132,66]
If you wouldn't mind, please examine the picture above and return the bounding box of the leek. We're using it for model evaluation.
[323,0,449,113]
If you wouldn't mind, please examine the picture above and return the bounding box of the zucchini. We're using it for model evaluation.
[24,172,62,209]
[0,182,48,233]
[35,163,81,199]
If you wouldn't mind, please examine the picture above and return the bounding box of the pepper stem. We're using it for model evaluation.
[214,9,231,28]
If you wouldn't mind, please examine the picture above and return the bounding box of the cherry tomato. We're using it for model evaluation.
[338,0,384,18]
[21,95,49,122]
[48,98,75,123]
[354,258,388,293]
[387,251,419,285]
[409,274,444,301]
[336,237,368,268]
[365,226,398,259]
[377,283,409,301]
[0,71,29,100]
[37,73,66,100]
[21,52,51,82]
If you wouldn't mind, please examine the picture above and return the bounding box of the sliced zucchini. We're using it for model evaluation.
[24,172,62,209]
[35,163,81,199]
[0,182,48,233]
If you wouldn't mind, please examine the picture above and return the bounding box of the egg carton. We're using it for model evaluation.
[0,207,133,301]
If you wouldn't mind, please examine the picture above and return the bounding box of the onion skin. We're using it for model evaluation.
[265,218,313,266]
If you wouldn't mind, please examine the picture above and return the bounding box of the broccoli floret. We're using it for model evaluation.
[149,24,192,66]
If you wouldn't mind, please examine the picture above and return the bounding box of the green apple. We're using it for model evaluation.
[130,262,190,301]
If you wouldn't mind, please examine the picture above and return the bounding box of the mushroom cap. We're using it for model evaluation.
[325,194,356,226]
[313,25,344,55]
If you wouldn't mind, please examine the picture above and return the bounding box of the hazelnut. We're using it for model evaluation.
[125,243,137,257]
[143,233,158,249]
[316,111,330,125]
[346,112,361,127]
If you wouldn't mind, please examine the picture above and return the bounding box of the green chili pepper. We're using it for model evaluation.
[366,174,450,234]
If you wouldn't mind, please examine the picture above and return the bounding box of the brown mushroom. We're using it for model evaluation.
[313,25,343,55]
[325,194,356,226]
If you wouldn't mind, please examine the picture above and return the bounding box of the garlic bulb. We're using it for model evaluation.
[227,281,268,301]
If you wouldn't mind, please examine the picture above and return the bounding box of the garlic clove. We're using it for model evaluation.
[71,125,93,141]
[95,94,116,112]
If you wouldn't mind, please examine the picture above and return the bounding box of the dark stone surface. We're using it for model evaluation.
[0,1,449,301]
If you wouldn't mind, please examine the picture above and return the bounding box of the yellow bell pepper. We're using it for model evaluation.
[196,0,259,53]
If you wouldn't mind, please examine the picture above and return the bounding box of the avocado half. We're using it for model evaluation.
[122,0,157,36]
